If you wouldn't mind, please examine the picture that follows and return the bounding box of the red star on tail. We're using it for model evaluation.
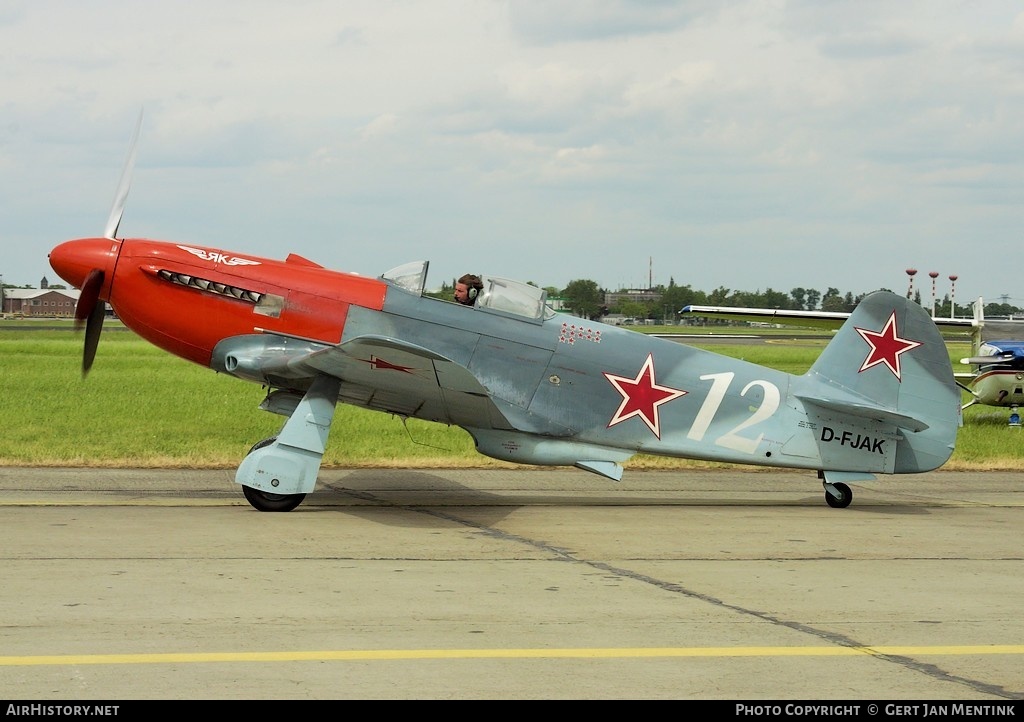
[603,353,687,438]
[855,311,922,380]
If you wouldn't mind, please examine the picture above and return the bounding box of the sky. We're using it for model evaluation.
[2,1,1023,308]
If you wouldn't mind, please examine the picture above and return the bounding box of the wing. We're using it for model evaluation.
[681,303,979,337]
[300,335,517,430]
[214,332,578,437]
[961,340,1024,367]
[210,332,499,422]
[679,305,852,330]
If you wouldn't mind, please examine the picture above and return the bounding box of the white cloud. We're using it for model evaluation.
[2,0,1023,306]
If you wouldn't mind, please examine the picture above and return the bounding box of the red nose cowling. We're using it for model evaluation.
[48,237,121,293]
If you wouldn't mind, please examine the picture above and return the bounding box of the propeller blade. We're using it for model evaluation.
[74,269,104,329]
[82,298,106,377]
[73,268,105,377]
[103,107,144,240]
[74,110,140,375]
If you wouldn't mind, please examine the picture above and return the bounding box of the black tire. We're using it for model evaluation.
[824,482,852,509]
[249,437,277,454]
[240,436,306,512]
[242,483,306,512]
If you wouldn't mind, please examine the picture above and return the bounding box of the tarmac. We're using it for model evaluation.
[0,466,1022,701]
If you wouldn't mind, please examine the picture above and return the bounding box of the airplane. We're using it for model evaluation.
[47,115,962,512]
[955,314,1024,424]
[679,300,1024,425]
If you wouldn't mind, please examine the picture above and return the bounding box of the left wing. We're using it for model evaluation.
[300,335,517,430]
[212,331,517,429]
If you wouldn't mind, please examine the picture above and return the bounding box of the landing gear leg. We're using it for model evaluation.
[236,375,341,512]
[1010,405,1021,427]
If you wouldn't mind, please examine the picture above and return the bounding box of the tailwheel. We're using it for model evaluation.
[240,437,306,513]
[824,482,852,509]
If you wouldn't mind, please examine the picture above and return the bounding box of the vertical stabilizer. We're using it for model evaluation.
[795,291,960,473]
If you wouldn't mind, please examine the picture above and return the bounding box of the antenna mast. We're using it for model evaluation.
[905,268,917,300]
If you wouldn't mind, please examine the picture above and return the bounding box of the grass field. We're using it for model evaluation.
[1,320,1020,470]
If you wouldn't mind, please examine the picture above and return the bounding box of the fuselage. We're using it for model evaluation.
[963,341,1024,406]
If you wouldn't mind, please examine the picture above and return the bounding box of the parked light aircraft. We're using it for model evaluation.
[680,300,1024,425]
[47,115,962,511]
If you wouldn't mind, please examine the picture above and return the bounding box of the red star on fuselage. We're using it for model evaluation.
[603,353,687,438]
[855,311,922,380]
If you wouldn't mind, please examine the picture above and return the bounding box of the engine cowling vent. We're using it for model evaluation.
[157,269,263,304]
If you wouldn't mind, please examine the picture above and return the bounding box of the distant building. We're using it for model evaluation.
[602,314,630,326]
[604,289,663,306]
[2,288,80,317]
[545,295,567,312]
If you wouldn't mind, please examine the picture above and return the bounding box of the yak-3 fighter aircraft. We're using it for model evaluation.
[680,300,1024,424]
[47,116,962,512]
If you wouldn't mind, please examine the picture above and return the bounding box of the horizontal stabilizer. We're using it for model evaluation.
[795,395,929,432]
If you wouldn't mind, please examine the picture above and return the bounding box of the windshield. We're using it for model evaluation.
[380,260,429,294]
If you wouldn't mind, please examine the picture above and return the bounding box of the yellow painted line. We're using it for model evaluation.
[0,645,1021,666]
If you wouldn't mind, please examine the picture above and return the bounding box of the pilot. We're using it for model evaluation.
[454,273,483,306]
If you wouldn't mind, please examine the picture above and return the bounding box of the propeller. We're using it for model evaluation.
[74,268,106,376]
[104,108,143,241]
[73,108,144,377]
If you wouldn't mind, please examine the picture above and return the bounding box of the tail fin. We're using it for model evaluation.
[794,290,960,474]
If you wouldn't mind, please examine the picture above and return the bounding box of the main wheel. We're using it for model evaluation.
[242,484,306,512]
[824,482,852,508]
[240,437,306,513]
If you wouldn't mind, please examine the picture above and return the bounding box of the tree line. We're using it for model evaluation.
[550,278,1024,324]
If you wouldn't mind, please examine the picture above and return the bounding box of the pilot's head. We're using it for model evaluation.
[454,274,483,306]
